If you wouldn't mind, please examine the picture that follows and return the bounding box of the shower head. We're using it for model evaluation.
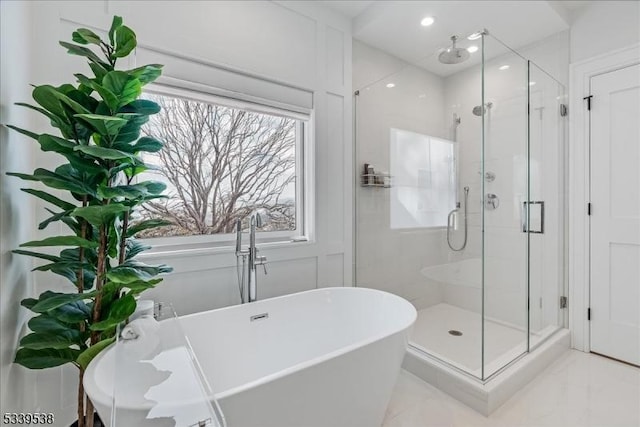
[438,36,470,65]
[472,102,493,116]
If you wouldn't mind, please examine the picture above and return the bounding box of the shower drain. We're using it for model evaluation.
[448,330,463,336]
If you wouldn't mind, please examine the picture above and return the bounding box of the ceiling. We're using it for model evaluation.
[323,1,579,77]
[319,1,375,17]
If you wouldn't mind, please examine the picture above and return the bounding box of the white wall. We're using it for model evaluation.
[570,1,640,64]
[0,0,38,416]
[4,1,352,424]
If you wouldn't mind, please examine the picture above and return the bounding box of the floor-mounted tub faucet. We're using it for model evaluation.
[235,213,268,303]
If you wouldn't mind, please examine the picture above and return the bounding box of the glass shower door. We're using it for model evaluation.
[527,62,567,349]
[481,34,529,379]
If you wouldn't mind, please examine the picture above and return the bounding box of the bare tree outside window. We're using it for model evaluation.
[136,92,299,238]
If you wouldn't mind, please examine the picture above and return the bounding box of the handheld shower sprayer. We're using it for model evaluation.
[447,186,469,251]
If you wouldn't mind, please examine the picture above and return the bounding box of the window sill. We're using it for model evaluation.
[138,237,313,260]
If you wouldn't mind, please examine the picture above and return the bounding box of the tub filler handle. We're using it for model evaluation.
[250,312,269,322]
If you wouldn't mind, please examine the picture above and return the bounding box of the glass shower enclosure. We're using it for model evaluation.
[354,31,567,381]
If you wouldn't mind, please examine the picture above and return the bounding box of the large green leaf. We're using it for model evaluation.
[103,71,141,108]
[21,298,39,310]
[74,114,128,137]
[105,266,153,284]
[13,104,73,137]
[6,124,40,141]
[107,261,172,284]
[72,28,101,45]
[14,347,80,369]
[89,62,109,83]
[114,136,163,154]
[126,64,163,85]
[59,41,109,69]
[32,85,67,119]
[49,300,91,323]
[20,235,98,249]
[32,260,93,274]
[21,188,76,211]
[75,73,119,111]
[126,219,172,237]
[90,294,136,331]
[12,250,61,263]
[45,264,77,284]
[107,219,120,259]
[7,168,96,196]
[113,114,149,143]
[124,240,151,260]
[38,209,74,230]
[31,247,95,288]
[37,134,75,155]
[107,158,147,178]
[108,16,123,46]
[119,99,160,115]
[19,330,83,350]
[59,215,82,236]
[29,314,79,335]
[113,25,136,58]
[33,85,92,118]
[31,292,93,313]
[72,204,129,226]
[77,337,114,370]
[123,278,163,294]
[65,86,99,112]
[98,181,166,200]
[73,145,133,160]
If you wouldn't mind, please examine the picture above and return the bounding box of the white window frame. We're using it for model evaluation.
[136,81,312,254]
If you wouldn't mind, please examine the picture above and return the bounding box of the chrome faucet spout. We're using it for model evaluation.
[246,213,268,303]
[235,213,269,304]
[235,219,243,256]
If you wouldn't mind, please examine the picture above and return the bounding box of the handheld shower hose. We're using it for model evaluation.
[447,186,469,251]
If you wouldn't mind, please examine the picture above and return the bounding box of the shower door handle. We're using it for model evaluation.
[522,201,544,233]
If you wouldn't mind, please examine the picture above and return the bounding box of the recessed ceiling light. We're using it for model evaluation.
[386,83,396,88]
[499,65,510,71]
[529,81,536,86]
[420,16,435,27]
[467,45,478,53]
[468,32,482,40]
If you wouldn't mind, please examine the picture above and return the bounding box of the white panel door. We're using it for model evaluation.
[590,63,640,366]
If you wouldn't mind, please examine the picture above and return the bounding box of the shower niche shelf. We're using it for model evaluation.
[360,173,392,188]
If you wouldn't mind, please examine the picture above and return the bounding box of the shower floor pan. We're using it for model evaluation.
[404,303,570,415]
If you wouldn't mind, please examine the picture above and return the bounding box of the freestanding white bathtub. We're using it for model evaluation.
[84,287,416,427]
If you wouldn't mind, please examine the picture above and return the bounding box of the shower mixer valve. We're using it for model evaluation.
[485,193,499,210]
[478,171,496,182]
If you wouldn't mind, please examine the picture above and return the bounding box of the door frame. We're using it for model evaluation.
[568,43,640,352]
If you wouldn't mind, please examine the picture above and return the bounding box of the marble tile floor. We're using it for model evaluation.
[383,350,640,427]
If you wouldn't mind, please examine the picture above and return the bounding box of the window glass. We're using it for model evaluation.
[136,90,304,241]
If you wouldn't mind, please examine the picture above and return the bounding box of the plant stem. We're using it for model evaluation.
[77,368,85,427]
[86,397,95,427]
[119,211,129,265]
[77,195,88,295]
[91,225,107,345]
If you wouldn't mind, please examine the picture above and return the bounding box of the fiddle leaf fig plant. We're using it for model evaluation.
[7,16,172,427]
